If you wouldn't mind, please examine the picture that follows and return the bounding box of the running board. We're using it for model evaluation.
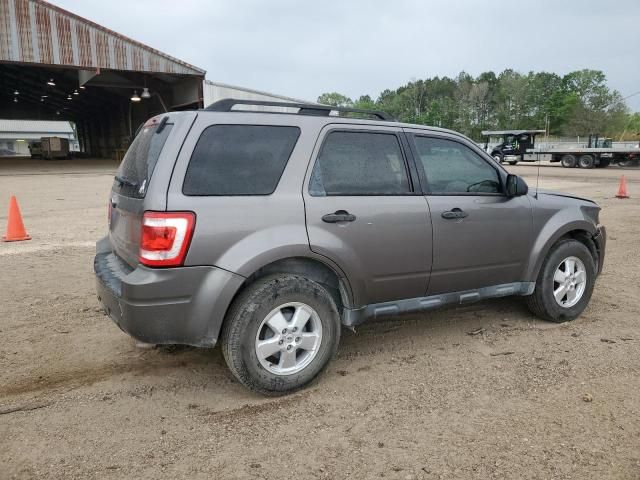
[342,282,535,327]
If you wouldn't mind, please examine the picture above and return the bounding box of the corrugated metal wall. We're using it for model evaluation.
[0,0,204,75]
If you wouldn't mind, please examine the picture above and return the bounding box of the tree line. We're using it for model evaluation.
[318,69,638,141]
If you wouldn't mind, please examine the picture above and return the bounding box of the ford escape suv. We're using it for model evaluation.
[95,99,606,395]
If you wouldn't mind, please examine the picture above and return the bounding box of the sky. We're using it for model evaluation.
[52,0,640,111]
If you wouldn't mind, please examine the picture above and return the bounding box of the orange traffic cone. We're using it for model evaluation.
[2,195,31,242]
[616,175,629,199]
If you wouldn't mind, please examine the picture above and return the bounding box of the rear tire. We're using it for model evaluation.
[579,154,595,169]
[561,154,577,168]
[493,154,503,164]
[526,239,596,323]
[508,160,518,165]
[220,274,341,395]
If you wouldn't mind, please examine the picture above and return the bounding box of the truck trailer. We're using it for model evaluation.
[40,137,70,160]
[483,130,638,168]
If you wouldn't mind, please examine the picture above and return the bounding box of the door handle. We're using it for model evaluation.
[441,208,468,220]
[322,210,356,223]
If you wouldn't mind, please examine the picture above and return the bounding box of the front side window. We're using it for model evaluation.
[309,131,411,196]
[183,125,300,196]
[413,136,501,194]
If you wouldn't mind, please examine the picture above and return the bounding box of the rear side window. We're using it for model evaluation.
[183,125,300,196]
[114,118,173,198]
[309,131,411,196]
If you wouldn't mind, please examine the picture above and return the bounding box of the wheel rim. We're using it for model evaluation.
[255,302,323,375]
[493,155,502,163]
[552,256,587,308]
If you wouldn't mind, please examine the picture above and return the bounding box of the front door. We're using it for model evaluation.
[304,125,432,307]
[406,131,532,295]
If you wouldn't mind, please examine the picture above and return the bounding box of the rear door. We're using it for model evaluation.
[303,124,432,307]
[405,130,532,295]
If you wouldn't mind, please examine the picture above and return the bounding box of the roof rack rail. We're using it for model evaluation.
[204,98,395,121]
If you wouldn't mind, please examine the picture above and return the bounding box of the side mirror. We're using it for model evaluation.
[506,174,528,197]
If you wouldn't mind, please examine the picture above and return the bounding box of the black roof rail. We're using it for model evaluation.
[204,98,395,121]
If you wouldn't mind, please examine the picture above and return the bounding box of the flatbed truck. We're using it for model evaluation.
[482,130,639,168]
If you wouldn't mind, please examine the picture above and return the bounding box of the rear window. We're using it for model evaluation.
[114,118,173,198]
[183,125,300,196]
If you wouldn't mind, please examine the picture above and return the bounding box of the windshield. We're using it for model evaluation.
[113,118,173,198]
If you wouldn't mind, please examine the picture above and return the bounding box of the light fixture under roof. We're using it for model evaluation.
[13,89,19,95]
[67,94,72,100]
[13,97,18,103]
[73,89,79,95]
[79,85,86,90]
[41,95,48,98]
[130,90,141,102]
[141,87,151,99]
[47,78,56,86]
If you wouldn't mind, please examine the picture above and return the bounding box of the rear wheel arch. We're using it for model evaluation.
[223,256,353,325]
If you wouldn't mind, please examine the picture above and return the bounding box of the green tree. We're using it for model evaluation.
[315,69,632,140]
[316,92,353,107]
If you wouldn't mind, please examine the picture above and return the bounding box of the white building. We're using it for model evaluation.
[0,120,77,156]
[203,81,313,112]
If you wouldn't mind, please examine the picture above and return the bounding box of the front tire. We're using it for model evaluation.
[220,274,341,395]
[493,154,504,164]
[526,239,596,323]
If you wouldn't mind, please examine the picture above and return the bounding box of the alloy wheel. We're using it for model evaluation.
[255,302,323,375]
[552,256,587,308]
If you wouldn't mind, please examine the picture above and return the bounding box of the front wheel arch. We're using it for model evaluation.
[526,222,598,282]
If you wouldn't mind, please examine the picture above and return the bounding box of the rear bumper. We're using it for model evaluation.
[94,239,244,347]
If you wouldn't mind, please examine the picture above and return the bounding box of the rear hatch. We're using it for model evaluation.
[109,116,175,267]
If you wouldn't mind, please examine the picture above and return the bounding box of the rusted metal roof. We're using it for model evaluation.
[0,0,205,76]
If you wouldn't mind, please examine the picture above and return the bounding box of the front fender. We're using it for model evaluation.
[525,207,597,281]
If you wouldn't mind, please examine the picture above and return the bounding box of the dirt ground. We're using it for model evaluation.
[1,158,639,480]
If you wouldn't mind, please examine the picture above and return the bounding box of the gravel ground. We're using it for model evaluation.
[1,158,639,479]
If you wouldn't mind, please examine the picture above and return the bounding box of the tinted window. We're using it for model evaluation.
[183,125,300,195]
[413,136,501,194]
[115,119,173,198]
[309,131,410,196]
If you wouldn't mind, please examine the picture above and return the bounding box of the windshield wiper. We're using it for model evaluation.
[114,175,139,188]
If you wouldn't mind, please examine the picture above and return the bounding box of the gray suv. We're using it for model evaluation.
[95,99,606,394]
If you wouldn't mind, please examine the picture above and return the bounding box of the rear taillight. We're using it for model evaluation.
[139,211,195,267]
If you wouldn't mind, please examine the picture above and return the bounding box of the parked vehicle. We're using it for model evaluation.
[95,100,606,394]
[28,141,42,158]
[485,129,634,168]
[40,136,70,159]
[483,130,545,165]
